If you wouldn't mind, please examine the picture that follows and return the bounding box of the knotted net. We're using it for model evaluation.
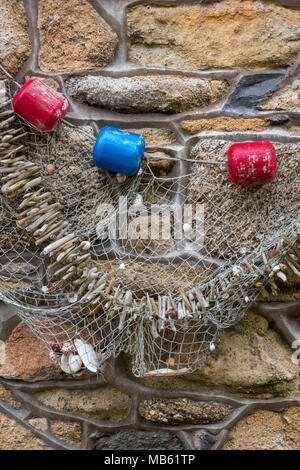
[0,76,299,377]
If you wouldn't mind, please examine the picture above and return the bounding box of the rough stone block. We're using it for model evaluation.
[65,75,229,114]
[127,1,300,71]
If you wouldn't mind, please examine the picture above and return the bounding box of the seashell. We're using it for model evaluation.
[209,342,215,352]
[183,223,192,234]
[74,338,98,373]
[60,353,72,374]
[49,351,57,362]
[68,354,82,374]
[61,341,74,354]
[67,292,78,303]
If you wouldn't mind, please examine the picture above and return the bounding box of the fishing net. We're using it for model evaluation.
[0,75,299,377]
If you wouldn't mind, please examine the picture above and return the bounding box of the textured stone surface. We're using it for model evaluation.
[50,422,82,447]
[142,312,300,398]
[0,0,299,452]
[139,398,231,424]
[36,387,131,420]
[27,418,82,447]
[182,118,268,134]
[25,75,60,91]
[126,128,177,146]
[146,150,175,177]
[287,126,300,134]
[0,321,54,381]
[96,430,184,450]
[65,75,229,113]
[224,407,300,450]
[127,1,300,71]
[0,321,95,381]
[261,80,300,111]
[276,1,300,5]
[0,414,50,450]
[125,214,175,256]
[0,384,20,408]
[267,115,290,125]
[28,418,48,432]
[0,0,31,75]
[224,73,284,114]
[0,303,19,342]
[125,129,177,176]
[38,0,118,72]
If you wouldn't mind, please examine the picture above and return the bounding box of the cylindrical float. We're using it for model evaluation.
[228,141,277,186]
[13,78,68,132]
[93,126,145,176]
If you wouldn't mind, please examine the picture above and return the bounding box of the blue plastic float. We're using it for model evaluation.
[93,126,145,176]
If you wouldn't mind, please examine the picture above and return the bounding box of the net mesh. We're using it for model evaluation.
[0,77,299,377]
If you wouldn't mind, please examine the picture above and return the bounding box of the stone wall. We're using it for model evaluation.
[0,0,299,450]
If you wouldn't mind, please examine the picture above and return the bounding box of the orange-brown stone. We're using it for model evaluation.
[224,407,300,450]
[38,0,118,72]
[127,1,300,70]
[0,0,31,75]
[182,118,268,134]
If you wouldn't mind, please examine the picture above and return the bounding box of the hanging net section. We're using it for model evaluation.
[0,77,299,377]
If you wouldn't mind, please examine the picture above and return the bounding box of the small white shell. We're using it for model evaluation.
[183,223,192,234]
[68,354,82,374]
[60,353,72,374]
[232,265,243,276]
[132,194,143,207]
[61,341,74,354]
[74,339,98,373]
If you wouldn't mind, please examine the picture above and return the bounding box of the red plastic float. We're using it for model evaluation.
[228,141,277,186]
[13,78,68,132]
